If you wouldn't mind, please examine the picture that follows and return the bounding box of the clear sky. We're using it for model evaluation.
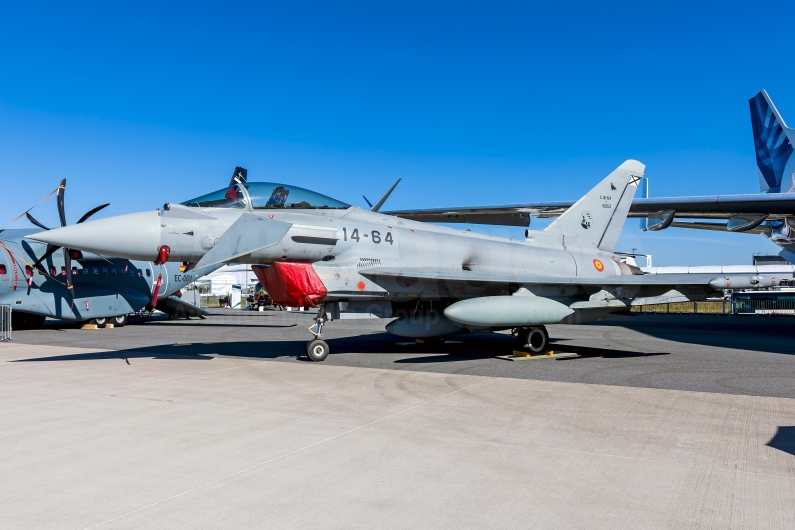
[1,1,793,266]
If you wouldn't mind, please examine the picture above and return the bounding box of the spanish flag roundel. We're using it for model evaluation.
[593,259,605,272]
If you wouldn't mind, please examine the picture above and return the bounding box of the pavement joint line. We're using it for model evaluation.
[0,378,119,410]
[95,358,272,393]
[0,356,275,410]
[529,443,795,481]
[0,391,94,410]
[83,376,498,529]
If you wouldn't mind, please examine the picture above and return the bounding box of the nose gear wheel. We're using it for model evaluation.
[306,339,329,362]
[306,302,331,361]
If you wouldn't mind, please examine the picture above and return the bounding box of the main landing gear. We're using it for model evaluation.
[306,303,329,362]
[514,326,549,353]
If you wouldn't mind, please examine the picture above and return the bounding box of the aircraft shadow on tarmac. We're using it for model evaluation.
[12,339,352,363]
[37,318,298,331]
[591,315,795,356]
[767,426,795,456]
[12,332,669,364]
[12,340,312,362]
[126,322,300,329]
[298,333,669,363]
[392,339,670,364]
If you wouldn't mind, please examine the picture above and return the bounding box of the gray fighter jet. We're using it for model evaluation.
[1,180,217,329]
[29,162,777,360]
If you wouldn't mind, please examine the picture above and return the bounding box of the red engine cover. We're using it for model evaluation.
[253,262,328,307]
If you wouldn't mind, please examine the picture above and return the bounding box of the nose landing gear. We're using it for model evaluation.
[306,303,330,361]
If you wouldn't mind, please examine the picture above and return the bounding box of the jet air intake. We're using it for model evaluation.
[444,291,574,327]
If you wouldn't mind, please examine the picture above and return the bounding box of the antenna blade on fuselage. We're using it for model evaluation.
[370,179,401,212]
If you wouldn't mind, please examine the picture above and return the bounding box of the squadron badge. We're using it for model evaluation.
[580,211,592,229]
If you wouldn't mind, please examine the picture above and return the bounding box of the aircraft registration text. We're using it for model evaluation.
[342,228,394,244]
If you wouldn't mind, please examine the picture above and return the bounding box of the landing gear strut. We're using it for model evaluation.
[515,326,549,353]
[306,303,329,362]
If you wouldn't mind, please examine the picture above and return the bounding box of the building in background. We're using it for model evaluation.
[194,265,261,298]
[753,254,790,266]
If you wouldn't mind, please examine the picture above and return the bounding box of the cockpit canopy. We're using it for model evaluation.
[181,182,350,210]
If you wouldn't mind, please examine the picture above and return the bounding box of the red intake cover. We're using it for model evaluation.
[253,262,328,307]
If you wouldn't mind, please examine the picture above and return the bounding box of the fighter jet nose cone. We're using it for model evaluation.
[26,211,162,261]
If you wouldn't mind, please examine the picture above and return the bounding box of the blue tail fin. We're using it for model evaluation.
[749,90,794,193]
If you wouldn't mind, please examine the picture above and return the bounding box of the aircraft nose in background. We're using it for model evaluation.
[26,210,163,261]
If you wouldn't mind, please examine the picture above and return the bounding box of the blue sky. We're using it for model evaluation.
[1,1,793,265]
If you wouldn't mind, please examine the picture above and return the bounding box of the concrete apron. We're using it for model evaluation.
[1,342,793,530]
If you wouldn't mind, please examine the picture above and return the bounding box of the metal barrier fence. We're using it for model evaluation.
[733,299,795,315]
[631,301,729,314]
[0,305,10,342]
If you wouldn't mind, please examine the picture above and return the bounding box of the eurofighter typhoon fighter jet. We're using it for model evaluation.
[1,180,218,329]
[29,162,778,360]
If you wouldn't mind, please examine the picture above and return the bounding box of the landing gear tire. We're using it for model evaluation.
[112,314,128,327]
[516,326,549,353]
[306,339,330,362]
[92,317,109,328]
[527,326,549,353]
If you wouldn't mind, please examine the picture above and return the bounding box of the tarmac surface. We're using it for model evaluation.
[3,310,795,528]
[10,309,795,398]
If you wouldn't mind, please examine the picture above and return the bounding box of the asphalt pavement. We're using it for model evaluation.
[11,308,795,398]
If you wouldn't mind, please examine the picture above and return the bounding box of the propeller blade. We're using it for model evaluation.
[76,203,110,224]
[32,245,61,269]
[63,249,75,300]
[25,212,51,231]
[56,179,67,227]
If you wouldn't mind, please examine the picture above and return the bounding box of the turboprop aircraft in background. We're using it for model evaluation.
[384,90,795,262]
[0,180,218,329]
[28,161,778,361]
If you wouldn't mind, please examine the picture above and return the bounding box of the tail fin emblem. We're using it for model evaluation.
[610,183,616,191]
[580,212,592,229]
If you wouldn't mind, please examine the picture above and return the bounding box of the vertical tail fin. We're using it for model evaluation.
[544,160,644,252]
[749,90,794,193]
